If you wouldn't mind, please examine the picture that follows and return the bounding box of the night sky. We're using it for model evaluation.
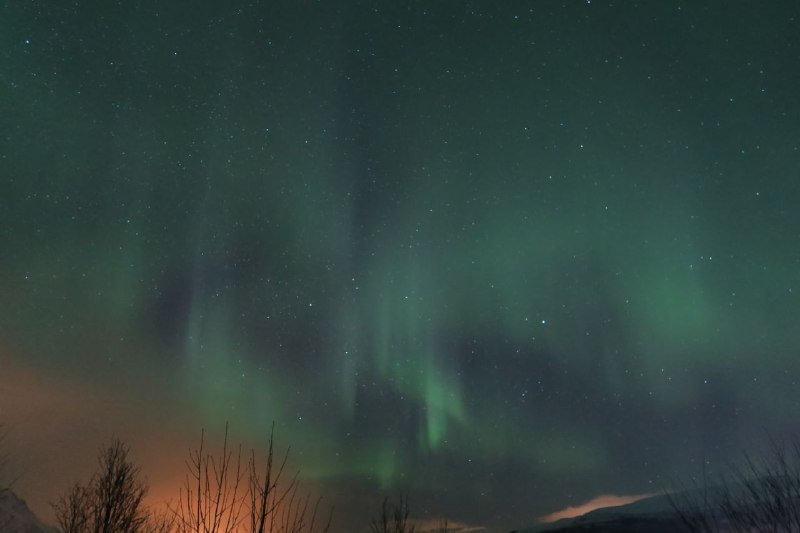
[2,1,800,532]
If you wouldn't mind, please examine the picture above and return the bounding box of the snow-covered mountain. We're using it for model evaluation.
[517,493,685,532]
[0,490,59,533]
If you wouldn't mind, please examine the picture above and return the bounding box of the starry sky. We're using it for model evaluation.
[2,1,800,532]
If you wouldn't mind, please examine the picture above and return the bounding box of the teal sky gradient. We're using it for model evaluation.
[2,2,800,531]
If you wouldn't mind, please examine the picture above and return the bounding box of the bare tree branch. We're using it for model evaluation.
[53,439,151,533]
[171,422,332,533]
[171,423,247,533]
[669,437,800,532]
[371,495,416,533]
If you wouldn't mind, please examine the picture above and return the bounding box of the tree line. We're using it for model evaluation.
[15,422,450,533]
[52,423,331,533]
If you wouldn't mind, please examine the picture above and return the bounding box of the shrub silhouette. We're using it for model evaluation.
[668,439,800,532]
[370,496,452,533]
[371,496,416,533]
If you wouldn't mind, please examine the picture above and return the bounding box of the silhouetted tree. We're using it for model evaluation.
[435,520,450,533]
[171,423,331,533]
[371,495,416,533]
[370,496,454,533]
[171,424,246,533]
[145,509,176,533]
[53,439,151,533]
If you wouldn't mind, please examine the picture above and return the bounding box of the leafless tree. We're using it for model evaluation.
[54,483,92,533]
[171,424,246,533]
[145,509,177,533]
[435,520,450,533]
[371,495,416,533]
[53,438,150,533]
[171,423,331,533]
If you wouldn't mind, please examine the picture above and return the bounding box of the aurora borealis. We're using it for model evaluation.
[2,1,800,531]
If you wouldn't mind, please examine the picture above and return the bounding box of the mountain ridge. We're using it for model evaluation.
[517,493,684,533]
[0,489,59,533]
